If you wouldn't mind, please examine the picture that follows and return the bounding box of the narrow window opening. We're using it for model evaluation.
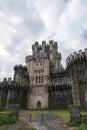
[39,76,40,83]
[36,76,38,83]
[41,76,43,83]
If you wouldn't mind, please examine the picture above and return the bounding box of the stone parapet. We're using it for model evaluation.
[25,55,33,63]
[49,77,71,87]
[31,40,59,56]
[14,64,27,70]
[66,49,87,67]
[0,78,29,90]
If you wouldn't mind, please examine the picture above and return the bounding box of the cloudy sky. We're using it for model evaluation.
[0,0,87,80]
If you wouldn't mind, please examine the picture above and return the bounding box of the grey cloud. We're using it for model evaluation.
[0,0,45,34]
[64,0,72,3]
[61,48,75,67]
[2,0,45,54]
[0,0,30,15]
[83,30,87,39]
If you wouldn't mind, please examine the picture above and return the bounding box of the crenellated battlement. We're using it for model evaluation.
[66,48,87,66]
[0,77,29,89]
[14,64,27,70]
[25,55,33,63]
[13,64,28,83]
[32,40,58,56]
[49,77,71,87]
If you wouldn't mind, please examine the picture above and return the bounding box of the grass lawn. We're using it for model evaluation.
[28,109,49,115]
[81,111,87,116]
[54,109,70,121]
[55,110,87,121]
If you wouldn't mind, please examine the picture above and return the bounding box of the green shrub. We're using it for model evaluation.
[77,123,87,130]
[82,116,87,125]
[0,114,16,125]
[29,128,35,130]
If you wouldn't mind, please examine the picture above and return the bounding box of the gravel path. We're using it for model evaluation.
[4,111,77,130]
[20,112,69,130]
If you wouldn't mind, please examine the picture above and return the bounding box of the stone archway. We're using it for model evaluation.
[37,101,41,109]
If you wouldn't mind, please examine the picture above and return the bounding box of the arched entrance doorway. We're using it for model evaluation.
[37,101,41,109]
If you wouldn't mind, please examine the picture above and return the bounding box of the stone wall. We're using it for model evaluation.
[0,78,29,110]
[67,50,87,109]
[28,86,48,109]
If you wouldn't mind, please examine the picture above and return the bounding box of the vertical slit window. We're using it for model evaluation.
[39,76,40,83]
[36,76,38,83]
[41,76,43,83]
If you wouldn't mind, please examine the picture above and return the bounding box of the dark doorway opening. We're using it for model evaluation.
[37,101,41,109]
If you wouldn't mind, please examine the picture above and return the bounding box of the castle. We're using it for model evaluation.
[0,40,87,110]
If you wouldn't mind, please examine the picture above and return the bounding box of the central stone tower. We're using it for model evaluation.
[25,40,61,109]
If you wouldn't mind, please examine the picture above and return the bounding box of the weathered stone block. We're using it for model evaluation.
[69,105,81,125]
[9,104,20,119]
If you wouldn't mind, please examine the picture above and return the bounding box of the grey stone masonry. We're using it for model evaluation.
[69,105,81,125]
[9,104,20,119]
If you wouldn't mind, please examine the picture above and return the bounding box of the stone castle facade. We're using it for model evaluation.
[0,40,87,110]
